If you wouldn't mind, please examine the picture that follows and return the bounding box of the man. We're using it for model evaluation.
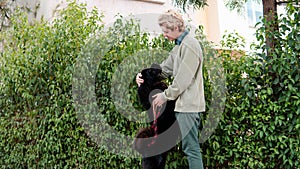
[136,9,205,169]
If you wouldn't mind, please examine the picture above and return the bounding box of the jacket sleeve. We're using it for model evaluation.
[160,53,174,79]
[163,43,201,100]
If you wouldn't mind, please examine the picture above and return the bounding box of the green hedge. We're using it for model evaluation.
[201,3,299,168]
[0,1,299,168]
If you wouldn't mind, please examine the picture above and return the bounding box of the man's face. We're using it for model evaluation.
[161,26,181,41]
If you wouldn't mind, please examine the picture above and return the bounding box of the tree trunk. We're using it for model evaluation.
[262,0,278,57]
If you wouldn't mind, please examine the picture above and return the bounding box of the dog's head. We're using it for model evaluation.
[140,64,163,86]
[138,64,167,110]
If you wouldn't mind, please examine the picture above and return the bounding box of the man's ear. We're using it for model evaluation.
[174,26,179,32]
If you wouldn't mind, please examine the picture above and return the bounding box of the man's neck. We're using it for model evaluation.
[175,30,188,45]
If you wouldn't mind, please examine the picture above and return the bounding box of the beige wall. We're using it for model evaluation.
[216,0,257,50]
[18,0,176,35]
[24,0,173,24]
[192,0,259,50]
[192,0,222,46]
[18,0,264,50]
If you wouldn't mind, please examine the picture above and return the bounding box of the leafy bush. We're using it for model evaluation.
[202,3,299,168]
[0,1,181,168]
[0,1,142,168]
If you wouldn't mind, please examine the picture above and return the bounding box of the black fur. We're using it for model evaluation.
[133,64,179,169]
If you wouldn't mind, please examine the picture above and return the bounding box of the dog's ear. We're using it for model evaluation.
[141,68,160,84]
[150,64,162,76]
[150,63,161,70]
[149,69,162,80]
[151,64,164,81]
[140,64,162,82]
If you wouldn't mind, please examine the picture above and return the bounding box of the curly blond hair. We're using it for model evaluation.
[158,9,185,32]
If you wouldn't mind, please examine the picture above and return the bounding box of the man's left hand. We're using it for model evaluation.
[152,92,167,107]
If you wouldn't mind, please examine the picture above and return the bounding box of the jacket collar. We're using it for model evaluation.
[175,30,188,45]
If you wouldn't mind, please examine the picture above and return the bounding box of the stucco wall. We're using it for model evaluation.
[17,0,178,35]
[17,0,269,50]
[21,0,173,24]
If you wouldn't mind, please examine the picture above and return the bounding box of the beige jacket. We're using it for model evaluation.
[160,33,205,112]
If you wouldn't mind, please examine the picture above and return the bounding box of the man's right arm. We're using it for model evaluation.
[160,54,174,79]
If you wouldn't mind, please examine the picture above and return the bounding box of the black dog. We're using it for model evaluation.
[133,64,179,169]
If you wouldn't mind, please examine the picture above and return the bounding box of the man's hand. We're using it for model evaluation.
[136,73,144,87]
[152,92,167,107]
